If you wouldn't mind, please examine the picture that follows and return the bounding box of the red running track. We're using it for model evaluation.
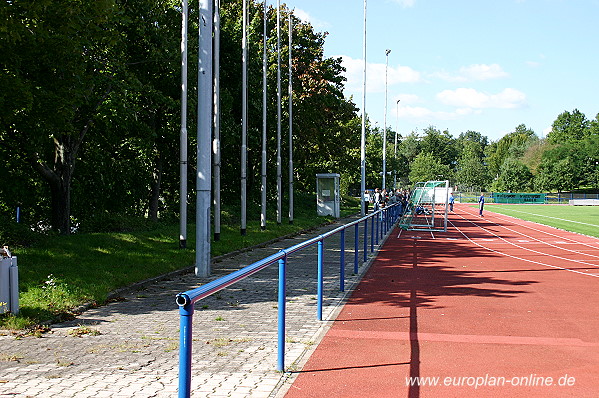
[284,204,599,398]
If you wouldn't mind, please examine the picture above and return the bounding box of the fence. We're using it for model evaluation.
[456,192,599,204]
[175,204,400,398]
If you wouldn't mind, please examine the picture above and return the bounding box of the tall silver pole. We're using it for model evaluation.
[394,99,400,190]
[196,0,213,277]
[179,0,188,249]
[276,0,282,225]
[360,0,367,216]
[241,0,248,235]
[213,0,221,241]
[288,14,293,224]
[261,0,268,231]
[383,49,390,191]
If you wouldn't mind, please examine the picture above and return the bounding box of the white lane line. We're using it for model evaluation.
[454,213,599,269]
[448,219,599,278]
[489,212,599,251]
[466,210,599,260]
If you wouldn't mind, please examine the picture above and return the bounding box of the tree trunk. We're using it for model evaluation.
[31,136,73,234]
[148,149,163,222]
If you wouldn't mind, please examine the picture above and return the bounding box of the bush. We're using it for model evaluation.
[77,213,163,233]
[0,222,42,247]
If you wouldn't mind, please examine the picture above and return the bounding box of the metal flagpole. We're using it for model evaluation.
[261,0,268,231]
[383,49,390,191]
[213,0,221,241]
[276,0,282,225]
[241,0,248,236]
[394,99,400,190]
[360,0,367,216]
[288,14,294,224]
[195,0,213,277]
[179,0,188,249]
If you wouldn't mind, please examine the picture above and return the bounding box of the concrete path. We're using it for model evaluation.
[0,215,385,398]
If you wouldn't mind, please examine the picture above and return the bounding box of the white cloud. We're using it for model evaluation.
[431,63,509,82]
[397,106,480,121]
[391,0,416,8]
[293,8,328,30]
[436,87,527,109]
[339,55,421,93]
[393,93,421,105]
[460,64,509,80]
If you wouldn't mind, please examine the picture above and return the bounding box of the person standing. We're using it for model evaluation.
[449,192,455,212]
[373,188,382,212]
[364,190,371,214]
[478,193,485,216]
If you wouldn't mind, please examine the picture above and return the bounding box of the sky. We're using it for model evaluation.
[288,0,599,142]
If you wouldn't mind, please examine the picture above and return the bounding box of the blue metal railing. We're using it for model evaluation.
[175,204,400,398]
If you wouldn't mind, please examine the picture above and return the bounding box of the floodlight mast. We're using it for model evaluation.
[383,49,391,190]
[394,99,400,189]
[360,0,367,216]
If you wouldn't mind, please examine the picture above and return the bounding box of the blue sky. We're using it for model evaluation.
[289,0,599,142]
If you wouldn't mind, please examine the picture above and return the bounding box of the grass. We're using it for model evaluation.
[0,194,361,330]
[482,204,599,238]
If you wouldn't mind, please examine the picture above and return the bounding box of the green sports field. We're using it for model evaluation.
[481,204,599,238]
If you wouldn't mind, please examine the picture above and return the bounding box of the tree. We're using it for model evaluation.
[455,152,490,192]
[535,144,586,192]
[493,158,533,192]
[420,126,457,168]
[398,132,421,164]
[547,109,589,144]
[408,152,452,185]
[485,124,536,179]
[456,130,488,160]
[1,0,122,233]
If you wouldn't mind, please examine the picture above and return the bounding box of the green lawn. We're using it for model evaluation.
[1,195,361,330]
[483,204,599,238]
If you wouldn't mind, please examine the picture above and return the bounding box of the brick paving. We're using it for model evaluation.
[0,215,391,398]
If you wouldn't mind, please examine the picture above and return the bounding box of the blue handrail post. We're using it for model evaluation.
[375,213,380,245]
[354,223,359,274]
[363,218,368,261]
[383,209,387,235]
[340,229,345,292]
[370,215,374,252]
[277,256,287,372]
[317,240,324,321]
[178,302,194,398]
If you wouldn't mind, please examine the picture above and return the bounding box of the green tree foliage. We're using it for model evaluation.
[535,110,597,191]
[0,0,122,233]
[420,126,457,168]
[408,152,452,185]
[398,132,422,165]
[493,158,533,192]
[536,143,589,192]
[454,130,490,191]
[455,153,490,192]
[485,124,537,179]
[1,1,599,241]
[455,130,488,160]
[0,0,360,237]
[547,109,589,144]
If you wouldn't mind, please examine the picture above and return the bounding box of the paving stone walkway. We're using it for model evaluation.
[0,215,390,398]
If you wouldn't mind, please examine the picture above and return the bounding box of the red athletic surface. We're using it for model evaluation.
[285,204,599,397]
